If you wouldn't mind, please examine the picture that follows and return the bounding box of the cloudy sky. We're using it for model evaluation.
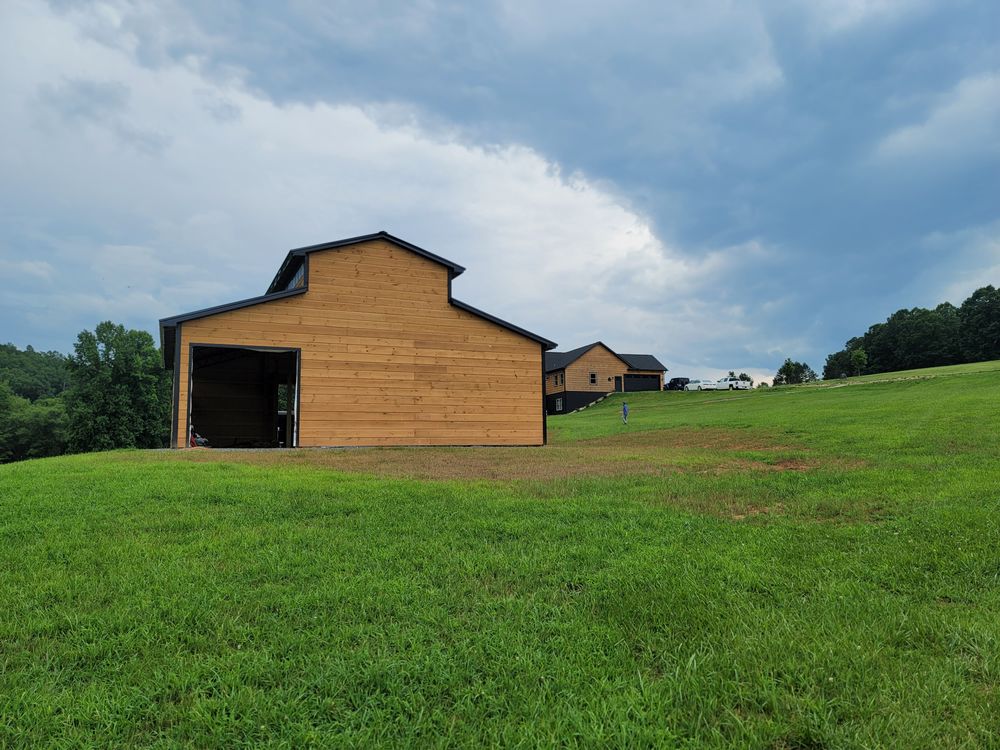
[1,0,997,381]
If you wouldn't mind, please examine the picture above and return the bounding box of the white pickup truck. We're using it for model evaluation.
[717,376,751,391]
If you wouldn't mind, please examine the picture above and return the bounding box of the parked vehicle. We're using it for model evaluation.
[666,377,690,391]
[684,379,718,391]
[717,376,751,391]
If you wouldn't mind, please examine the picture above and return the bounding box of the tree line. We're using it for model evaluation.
[6,287,998,461]
[823,285,1000,379]
[0,322,170,463]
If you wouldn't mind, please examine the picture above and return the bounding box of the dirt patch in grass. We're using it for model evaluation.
[770,458,815,472]
[575,428,795,452]
[135,428,833,481]
[686,457,823,476]
[730,504,786,521]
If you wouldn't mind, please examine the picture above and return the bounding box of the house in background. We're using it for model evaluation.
[544,342,667,414]
[160,232,556,448]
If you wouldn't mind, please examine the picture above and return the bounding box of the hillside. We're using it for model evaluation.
[1,363,998,746]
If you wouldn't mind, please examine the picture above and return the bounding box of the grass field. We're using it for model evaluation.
[1,363,998,747]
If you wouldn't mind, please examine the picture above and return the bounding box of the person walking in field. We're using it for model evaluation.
[622,401,629,425]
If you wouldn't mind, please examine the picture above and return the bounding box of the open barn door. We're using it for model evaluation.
[187,345,300,448]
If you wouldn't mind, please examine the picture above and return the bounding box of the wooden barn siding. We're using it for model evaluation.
[175,239,543,446]
[564,345,628,392]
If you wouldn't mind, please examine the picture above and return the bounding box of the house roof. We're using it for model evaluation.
[160,232,555,368]
[265,230,466,294]
[544,342,631,373]
[544,343,666,373]
[618,353,668,372]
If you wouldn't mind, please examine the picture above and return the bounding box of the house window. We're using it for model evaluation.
[556,398,563,412]
[589,372,597,385]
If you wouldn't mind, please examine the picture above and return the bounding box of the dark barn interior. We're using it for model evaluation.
[189,346,298,448]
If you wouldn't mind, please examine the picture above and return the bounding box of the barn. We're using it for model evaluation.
[159,232,556,448]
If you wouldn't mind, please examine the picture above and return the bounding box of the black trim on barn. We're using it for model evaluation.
[159,286,307,368]
[186,343,302,449]
[294,348,301,448]
[450,299,556,350]
[185,342,194,448]
[170,322,182,448]
[540,342,547,445]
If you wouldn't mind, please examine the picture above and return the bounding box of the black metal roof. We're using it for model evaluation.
[544,342,630,372]
[265,231,466,294]
[545,342,666,373]
[618,353,668,372]
[160,232,554,368]
[159,287,307,369]
[451,299,555,351]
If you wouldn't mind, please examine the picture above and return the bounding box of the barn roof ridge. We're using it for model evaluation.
[266,231,466,294]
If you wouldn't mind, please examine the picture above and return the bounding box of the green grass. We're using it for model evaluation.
[2,364,999,747]
[805,359,1000,386]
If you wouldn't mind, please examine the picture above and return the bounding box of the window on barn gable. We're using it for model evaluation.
[589,372,597,385]
[285,264,305,291]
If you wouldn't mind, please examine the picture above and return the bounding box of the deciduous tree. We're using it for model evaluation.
[64,322,171,453]
[0,343,69,401]
[823,349,852,380]
[959,286,1000,362]
[773,358,817,385]
[850,348,868,377]
[0,381,68,463]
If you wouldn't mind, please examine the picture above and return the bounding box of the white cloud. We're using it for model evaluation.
[0,258,55,281]
[791,0,929,33]
[917,219,1000,305]
[875,73,1000,163]
[0,0,789,377]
